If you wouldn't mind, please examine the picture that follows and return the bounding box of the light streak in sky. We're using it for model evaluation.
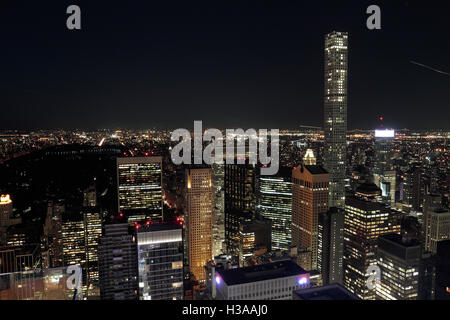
[410,60,450,76]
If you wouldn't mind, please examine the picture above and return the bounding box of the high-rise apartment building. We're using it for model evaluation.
[323,31,348,209]
[136,223,184,300]
[258,166,292,251]
[185,167,213,282]
[117,157,163,223]
[292,165,330,270]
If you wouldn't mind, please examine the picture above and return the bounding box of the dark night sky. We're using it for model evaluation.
[1,1,449,130]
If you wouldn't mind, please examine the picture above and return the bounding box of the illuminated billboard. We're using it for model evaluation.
[375,129,395,138]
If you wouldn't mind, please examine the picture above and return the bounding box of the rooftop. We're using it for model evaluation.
[216,260,308,286]
[293,283,360,300]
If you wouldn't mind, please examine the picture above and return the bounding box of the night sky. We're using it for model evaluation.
[1,1,449,130]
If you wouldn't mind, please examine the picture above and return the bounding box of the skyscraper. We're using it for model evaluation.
[185,167,213,282]
[0,194,21,245]
[425,209,450,254]
[318,207,344,285]
[98,222,138,300]
[343,183,400,300]
[117,157,163,223]
[292,165,330,270]
[224,163,257,262]
[373,128,396,206]
[212,163,225,256]
[323,31,348,209]
[257,166,292,251]
[83,207,102,296]
[136,223,184,300]
[376,234,422,300]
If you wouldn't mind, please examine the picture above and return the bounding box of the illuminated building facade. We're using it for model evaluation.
[185,167,213,282]
[376,234,421,300]
[136,223,184,300]
[323,31,348,209]
[257,166,292,251]
[292,165,330,270]
[117,157,163,223]
[83,207,102,296]
[98,223,138,300]
[0,195,21,245]
[215,260,309,300]
[343,184,400,300]
[318,207,344,285]
[303,149,317,166]
[425,209,450,254]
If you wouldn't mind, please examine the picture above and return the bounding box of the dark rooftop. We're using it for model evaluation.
[216,260,308,286]
[293,283,360,300]
[304,165,328,175]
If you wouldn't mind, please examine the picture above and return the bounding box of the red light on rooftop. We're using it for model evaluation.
[123,152,127,156]
[145,152,149,156]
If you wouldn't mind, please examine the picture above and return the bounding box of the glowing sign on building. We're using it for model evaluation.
[375,129,395,138]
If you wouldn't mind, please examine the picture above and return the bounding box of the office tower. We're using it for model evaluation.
[323,31,348,209]
[42,201,64,268]
[435,240,450,300]
[185,167,213,283]
[215,260,309,300]
[98,223,138,300]
[292,165,330,270]
[61,207,101,295]
[258,166,292,251]
[61,210,87,290]
[117,157,163,223]
[303,149,317,165]
[403,166,424,212]
[318,207,344,285]
[343,183,400,300]
[425,209,450,253]
[0,194,21,245]
[239,215,272,266]
[136,223,184,300]
[293,283,360,300]
[83,207,102,296]
[224,163,257,261]
[376,234,422,300]
[212,163,225,256]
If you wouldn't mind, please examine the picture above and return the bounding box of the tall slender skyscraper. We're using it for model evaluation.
[185,167,213,282]
[323,31,348,209]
